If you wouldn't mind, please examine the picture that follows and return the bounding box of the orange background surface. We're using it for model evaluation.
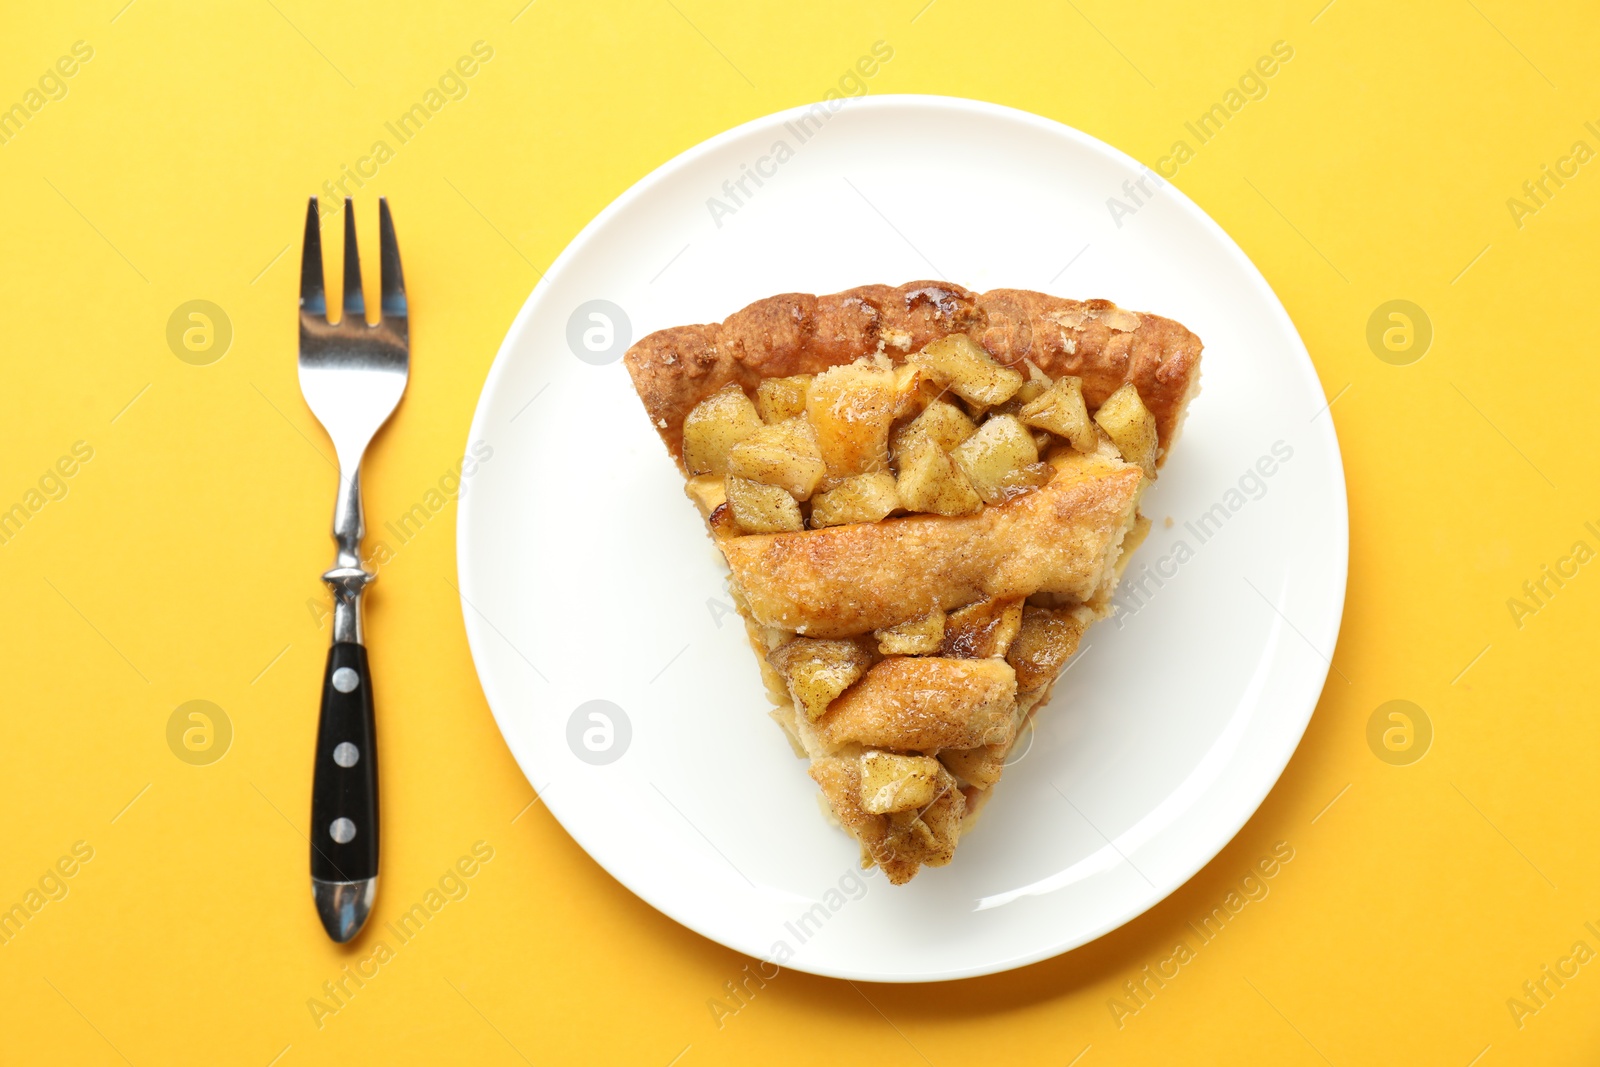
[1,1,1597,1063]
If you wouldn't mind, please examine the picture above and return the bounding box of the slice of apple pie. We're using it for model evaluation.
[625,282,1201,884]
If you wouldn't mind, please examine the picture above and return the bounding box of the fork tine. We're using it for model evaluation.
[300,198,326,320]
[378,198,406,323]
[341,197,364,322]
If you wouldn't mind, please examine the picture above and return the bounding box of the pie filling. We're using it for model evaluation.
[625,285,1197,885]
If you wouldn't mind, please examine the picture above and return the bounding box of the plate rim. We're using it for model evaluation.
[457,92,1349,982]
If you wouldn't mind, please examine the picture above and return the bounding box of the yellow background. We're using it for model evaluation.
[1,0,1596,1063]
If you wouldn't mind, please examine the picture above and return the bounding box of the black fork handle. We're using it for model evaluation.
[310,643,379,940]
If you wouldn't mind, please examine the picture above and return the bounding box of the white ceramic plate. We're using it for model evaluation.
[458,95,1346,982]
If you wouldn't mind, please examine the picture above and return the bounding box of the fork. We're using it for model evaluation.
[298,196,408,942]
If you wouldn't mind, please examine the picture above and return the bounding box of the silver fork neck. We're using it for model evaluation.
[324,464,374,645]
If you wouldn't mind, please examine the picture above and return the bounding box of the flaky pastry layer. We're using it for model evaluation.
[720,451,1142,638]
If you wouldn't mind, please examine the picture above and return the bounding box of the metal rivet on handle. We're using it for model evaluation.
[329,817,357,844]
[332,667,360,693]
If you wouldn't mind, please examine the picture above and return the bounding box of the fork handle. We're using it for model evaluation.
[310,642,379,938]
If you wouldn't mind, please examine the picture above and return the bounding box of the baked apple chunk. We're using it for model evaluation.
[625,282,1201,883]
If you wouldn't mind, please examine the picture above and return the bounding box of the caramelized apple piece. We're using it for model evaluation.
[889,791,961,867]
[1093,382,1158,477]
[724,475,803,534]
[682,383,761,476]
[873,608,947,655]
[810,756,965,883]
[992,461,1055,500]
[991,378,1049,417]
[909,334,1025,407]
[1020,374,1097,453]
[942,597,1024,658]
[727,418,826,500]
[939,744,1007,789]
[767,637,875,721]
[890,398,976,465]
[755,374,813,424]
[889,363,931,420]
[805,361,900,479]
[858,751,944,814]
[810,472,900,528]
[951,415,1039,504]
[894,438,982,517]
[1006,604,1090,693]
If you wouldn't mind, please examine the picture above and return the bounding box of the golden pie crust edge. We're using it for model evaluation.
[623,281,1203,471]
